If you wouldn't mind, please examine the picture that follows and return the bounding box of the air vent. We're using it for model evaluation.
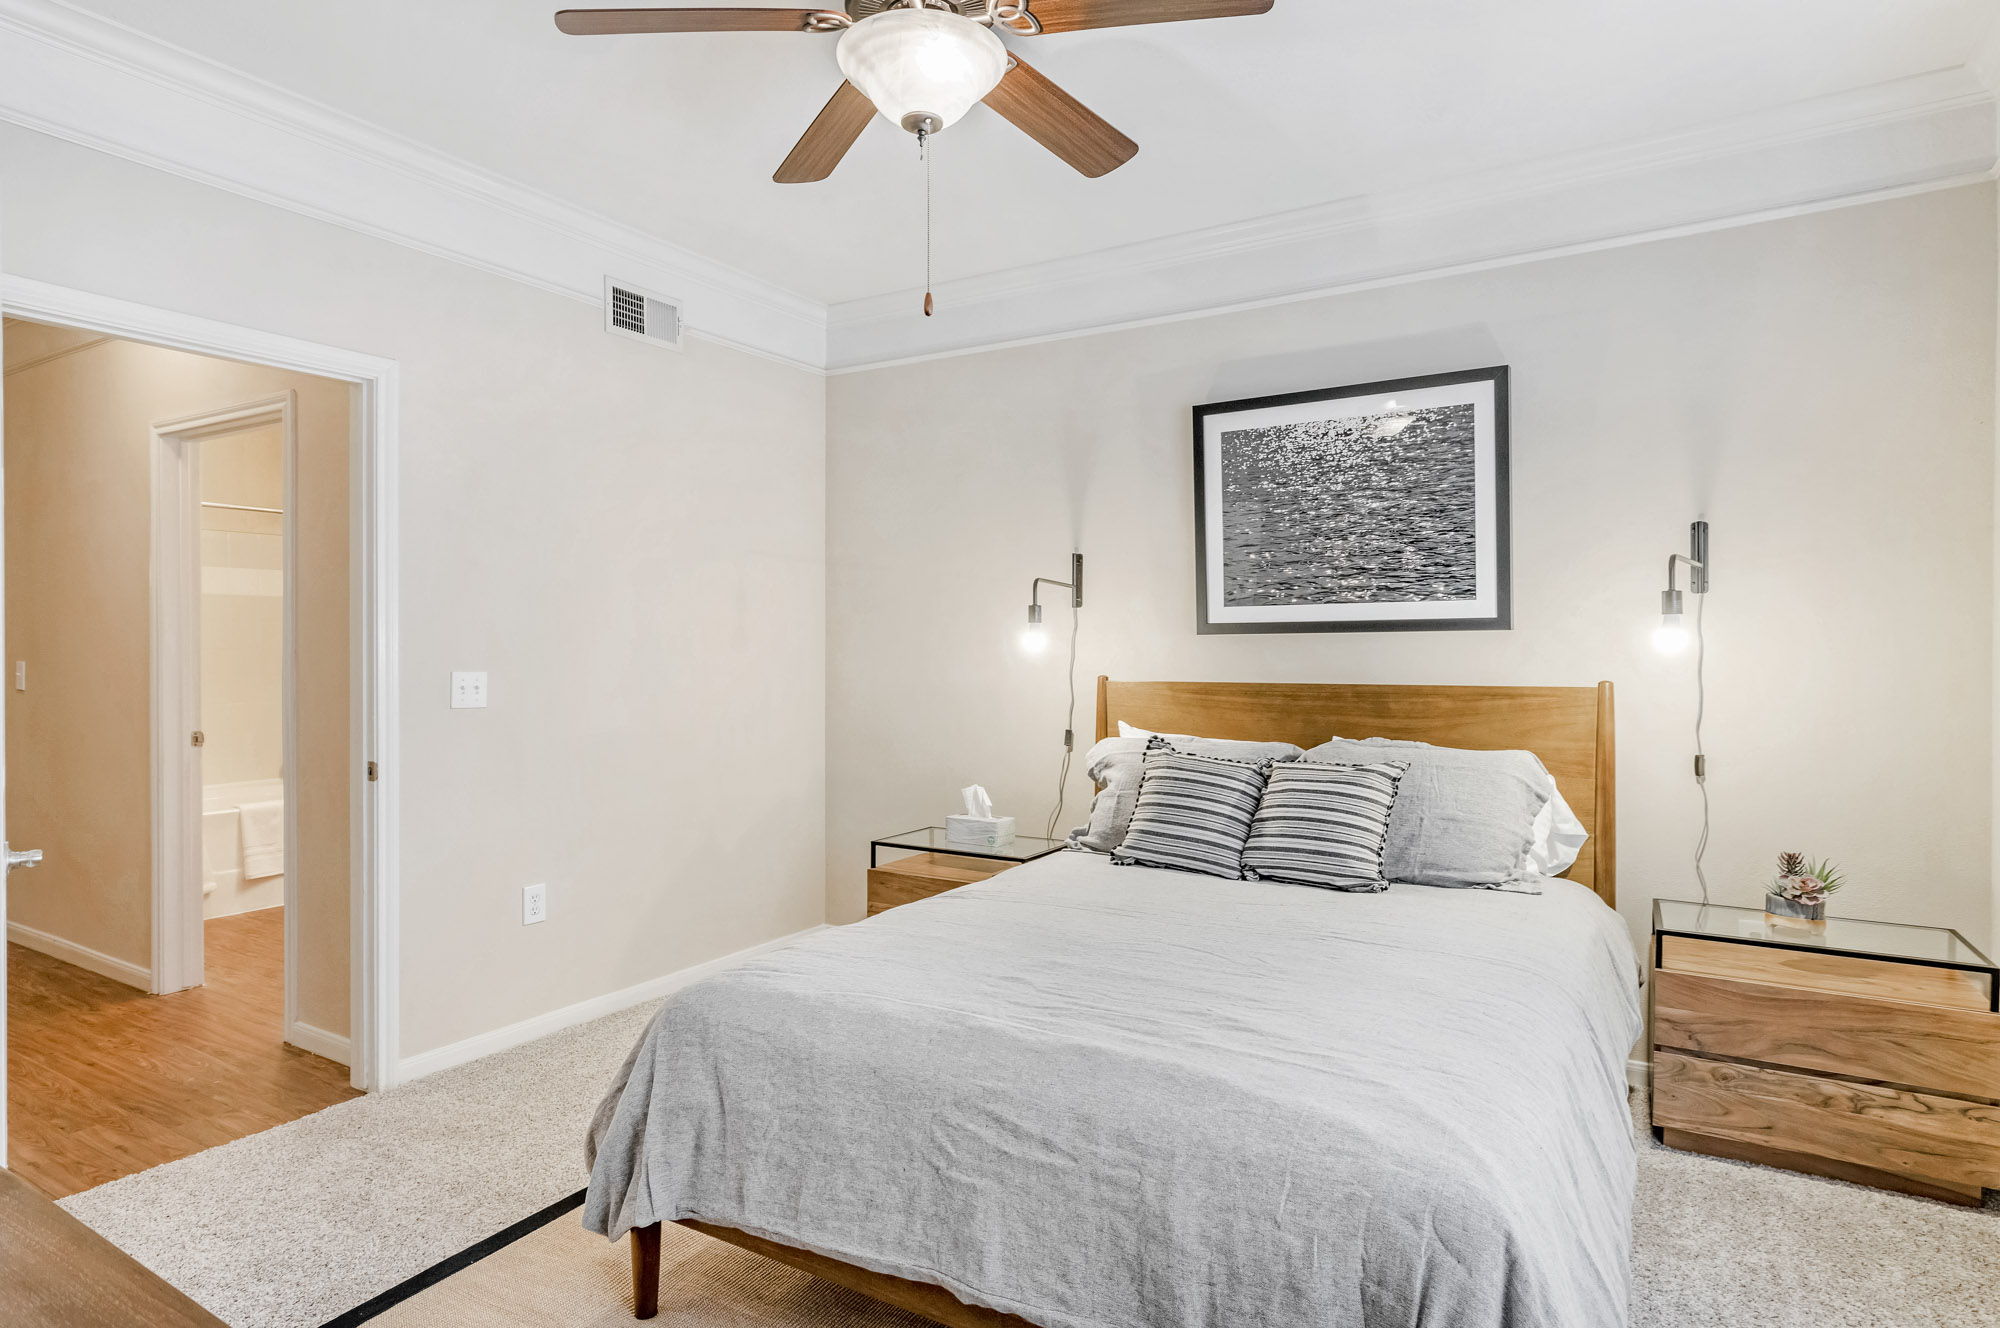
[604,277,683,350]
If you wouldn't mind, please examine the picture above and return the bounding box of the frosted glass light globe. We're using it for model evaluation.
[1653,612,1689,654]
[837,7,1009,134]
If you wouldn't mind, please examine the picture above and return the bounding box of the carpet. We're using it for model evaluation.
[53,996,2000,1328]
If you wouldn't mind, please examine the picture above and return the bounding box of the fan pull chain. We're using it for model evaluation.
[919,125,934,318]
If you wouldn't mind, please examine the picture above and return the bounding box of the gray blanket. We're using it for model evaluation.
[584,852,1642,1328]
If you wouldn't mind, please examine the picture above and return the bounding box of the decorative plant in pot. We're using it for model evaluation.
[1766,851,1844,921]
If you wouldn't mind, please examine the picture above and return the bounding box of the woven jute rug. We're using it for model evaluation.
[363,1212,937,1328]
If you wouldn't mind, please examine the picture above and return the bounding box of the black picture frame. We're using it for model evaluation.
[1192,365,1511,635]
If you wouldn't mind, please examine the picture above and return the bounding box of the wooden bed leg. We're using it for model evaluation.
[631,1223,661,1320]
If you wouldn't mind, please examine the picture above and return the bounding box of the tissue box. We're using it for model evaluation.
[946,815,1015,847]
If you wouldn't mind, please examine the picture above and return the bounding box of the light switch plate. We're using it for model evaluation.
[13,662,23,691]
[451,671,487,708]
[522,882,547,925]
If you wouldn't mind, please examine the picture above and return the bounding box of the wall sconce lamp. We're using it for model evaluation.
[1657,519,1711,902]
[1655,520,1709,654]
[1021,553,1084,656]
[1022,553,1084,842]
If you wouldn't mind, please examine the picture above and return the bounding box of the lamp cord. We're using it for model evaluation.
[1694,588,1709,905]
[1044,602,1080,843]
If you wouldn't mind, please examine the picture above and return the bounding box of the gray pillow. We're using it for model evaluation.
[1304,738,1549,888]
[1070,734,1303,854]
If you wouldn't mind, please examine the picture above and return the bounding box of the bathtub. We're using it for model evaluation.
[203,777,285,918]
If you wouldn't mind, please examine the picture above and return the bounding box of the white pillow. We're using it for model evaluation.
[1324,735,1587,877]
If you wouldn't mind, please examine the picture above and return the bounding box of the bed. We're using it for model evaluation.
[584,679,1641,1328]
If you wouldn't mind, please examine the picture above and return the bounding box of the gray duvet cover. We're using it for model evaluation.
[584,851,1642,1328]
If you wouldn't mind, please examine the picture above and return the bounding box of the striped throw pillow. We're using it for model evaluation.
[1242,759,1409,892]
[1110,737,1274,879]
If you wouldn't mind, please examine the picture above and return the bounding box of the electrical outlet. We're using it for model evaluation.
[451,671,487,708]
[522,882,547,925]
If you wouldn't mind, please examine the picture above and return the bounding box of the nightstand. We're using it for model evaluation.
[867,827,1066,916]
[1649,899,2000,1205]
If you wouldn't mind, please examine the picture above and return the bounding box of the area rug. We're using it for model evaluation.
[334,1202,937,1328]
[56,986,2000,1328]
[325,1090,2000,1328]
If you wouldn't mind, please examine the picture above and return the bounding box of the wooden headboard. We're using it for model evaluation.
[1096,678,1616,906]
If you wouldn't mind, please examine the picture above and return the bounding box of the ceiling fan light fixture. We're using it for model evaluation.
[836,7,1009,134]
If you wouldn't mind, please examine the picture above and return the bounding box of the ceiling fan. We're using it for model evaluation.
[554,0,1276,184]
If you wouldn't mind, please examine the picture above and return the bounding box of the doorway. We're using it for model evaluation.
[0,284,398,1197]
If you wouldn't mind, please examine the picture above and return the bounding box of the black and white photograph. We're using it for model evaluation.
[1193,367,1510,633]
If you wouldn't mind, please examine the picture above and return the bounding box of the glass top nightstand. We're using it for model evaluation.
[869,827,1068,869]
[1652,899,1998,1010]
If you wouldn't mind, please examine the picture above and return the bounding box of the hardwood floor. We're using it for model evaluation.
[7,908,360,1199]
[0,1166,226,1327]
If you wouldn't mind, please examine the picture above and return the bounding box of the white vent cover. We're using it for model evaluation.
[604,277,682,350]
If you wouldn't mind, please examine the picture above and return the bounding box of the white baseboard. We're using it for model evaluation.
[394,924,830,1085]
[7,920,151,990]
[1627,1056,1652,1091]
[286,1019,352,1067]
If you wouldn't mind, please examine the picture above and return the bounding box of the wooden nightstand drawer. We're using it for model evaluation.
[1654,969,2000,1100]
[1653,1050,2000,1191]
[1659,935,1992,1011]
[866,853,1013,916]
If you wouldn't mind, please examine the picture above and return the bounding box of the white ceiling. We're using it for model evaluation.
[60,0,2000,306]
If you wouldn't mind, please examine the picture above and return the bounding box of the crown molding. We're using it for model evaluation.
[1977,21,2000,99]
[0,0,829,370]
[0,0,1988,378]
[827,66,1997,371]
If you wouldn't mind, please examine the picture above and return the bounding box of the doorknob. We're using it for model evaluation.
[4,842,42,873]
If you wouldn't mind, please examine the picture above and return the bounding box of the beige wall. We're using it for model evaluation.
[0,122,828,1062]
[3,329,352,1037]
[827,185,1999,952]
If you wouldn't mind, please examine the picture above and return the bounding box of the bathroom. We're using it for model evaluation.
[200,421,286,917]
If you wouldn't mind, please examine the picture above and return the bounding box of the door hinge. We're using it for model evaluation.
[367,760,378,782]
[190,730,205,747]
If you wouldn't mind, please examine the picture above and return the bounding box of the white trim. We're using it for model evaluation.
[0,0,825,371]
[825,67,1997,370]
[286,1019,351,1066]
[396,925,829,1084]
[1628,1056,1652,1092]
[356,370,399,1092]
[153,393,308,1034]
[0,0,1993,372]
[7,920,150,990]
[2,275,402,1093]
[147,407,204,994]
[279,392,302,1059]
[830,169,1999,375]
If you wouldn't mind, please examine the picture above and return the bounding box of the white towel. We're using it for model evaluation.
[238,799,285,880]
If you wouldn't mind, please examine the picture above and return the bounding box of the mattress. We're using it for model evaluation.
[583,850,1643,1328]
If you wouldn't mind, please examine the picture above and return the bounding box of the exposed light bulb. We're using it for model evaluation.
[1654,612,1689,654]
[1021,600,1049,654]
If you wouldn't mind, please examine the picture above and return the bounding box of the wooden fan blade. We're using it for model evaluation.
[775,81,877,183]
[982,57,1137,178]
[555,8,831,34]
[1018,0,1273,35]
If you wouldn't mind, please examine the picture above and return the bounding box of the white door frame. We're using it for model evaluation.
[2,276,401,1092]
[148,394,298,1010]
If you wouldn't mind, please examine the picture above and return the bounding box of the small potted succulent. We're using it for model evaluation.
[1766,851,1844,922]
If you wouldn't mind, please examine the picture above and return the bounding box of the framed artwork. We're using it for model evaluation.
[1192,366,1510,634]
